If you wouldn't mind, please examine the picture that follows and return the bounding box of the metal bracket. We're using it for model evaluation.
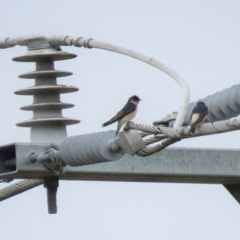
[30,146,66,176]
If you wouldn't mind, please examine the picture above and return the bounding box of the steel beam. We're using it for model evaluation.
[1,143,240,205]
[62,147,240,184]
[1,144,240,184]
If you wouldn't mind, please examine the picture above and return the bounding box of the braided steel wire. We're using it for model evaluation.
[0,179,43,201]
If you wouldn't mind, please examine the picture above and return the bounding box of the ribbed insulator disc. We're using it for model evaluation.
[16,117,80,127]
[15,85,79,95]
[20,102,74,111]
[19,70,72,79]
[13,52,77,62]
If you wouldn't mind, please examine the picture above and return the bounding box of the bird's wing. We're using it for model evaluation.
[102,103,136,127]
[190,110,208,127]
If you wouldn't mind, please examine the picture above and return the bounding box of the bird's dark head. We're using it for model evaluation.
[129,95,141,104]
[197,101,205,106]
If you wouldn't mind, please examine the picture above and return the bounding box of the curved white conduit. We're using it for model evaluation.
[48,35,190,128]
[89,40,190,128]
[46,35,191,156]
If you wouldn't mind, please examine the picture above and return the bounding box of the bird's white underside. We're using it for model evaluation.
[117,107,138,132]
[122,107,138,122]
[191,113,200,124]
[191,113,207,125]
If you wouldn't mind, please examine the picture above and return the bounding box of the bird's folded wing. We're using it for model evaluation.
[102,103,136,126]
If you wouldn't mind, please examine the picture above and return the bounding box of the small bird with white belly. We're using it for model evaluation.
[102,95,141,136]
[189,101,208,133]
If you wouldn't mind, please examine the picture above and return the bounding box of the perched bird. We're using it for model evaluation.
[102,95,141,136]
[189,101,208,133]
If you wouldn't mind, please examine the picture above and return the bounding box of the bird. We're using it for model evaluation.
[102,95,141,136]
[189,101,208,133]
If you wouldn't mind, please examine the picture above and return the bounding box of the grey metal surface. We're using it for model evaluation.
[0,143,16,176]
[61,147,240,184]
[44,177,58,214]
[224,184,240,204]
[3,158,16,168]
[1,143,240,184]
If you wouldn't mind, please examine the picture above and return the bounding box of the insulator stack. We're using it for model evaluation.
[181,84,240,126]
[12,37,80,143]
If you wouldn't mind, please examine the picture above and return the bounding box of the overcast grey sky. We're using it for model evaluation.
[1,0,240,239]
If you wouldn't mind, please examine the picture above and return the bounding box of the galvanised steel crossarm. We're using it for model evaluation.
[1,143,240,184]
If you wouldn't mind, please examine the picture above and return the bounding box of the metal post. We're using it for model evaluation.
[43,177,59,214]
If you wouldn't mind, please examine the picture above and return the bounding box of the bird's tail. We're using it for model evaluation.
[102,119,115,127]
[102,121,110,127]
[102,116,119,127]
